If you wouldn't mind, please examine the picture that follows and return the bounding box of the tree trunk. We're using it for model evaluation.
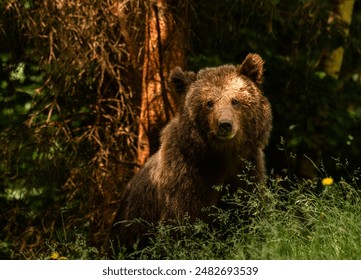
[137,0,188,167]
[323,0,355,78]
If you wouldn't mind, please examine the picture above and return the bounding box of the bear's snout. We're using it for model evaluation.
[218,121,233,134]
[212,106,238,140]
[216,116,236,140]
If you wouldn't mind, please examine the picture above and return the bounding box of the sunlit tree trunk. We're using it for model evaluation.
[137,0,188,167]
[323,0,355,78]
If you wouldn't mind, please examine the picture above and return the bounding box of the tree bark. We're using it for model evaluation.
[323,0,355,78]
[137,0,188,167]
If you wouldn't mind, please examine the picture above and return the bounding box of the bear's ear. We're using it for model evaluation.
[237,53,264,85]
[170,67,197,95]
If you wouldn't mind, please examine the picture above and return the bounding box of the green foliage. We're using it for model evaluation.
[113,166,361,260]
[42,228,101,260]
[0,58,69,259]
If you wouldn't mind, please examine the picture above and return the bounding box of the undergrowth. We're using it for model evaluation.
[16,161,361,260]
[114,161,361,260]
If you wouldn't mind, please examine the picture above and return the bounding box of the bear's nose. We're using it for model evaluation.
[218,121,233,134]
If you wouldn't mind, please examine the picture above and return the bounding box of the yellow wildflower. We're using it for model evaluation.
[50,251,59,260]
[322,177,334,186]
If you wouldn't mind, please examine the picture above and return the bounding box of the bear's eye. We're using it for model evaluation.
[206,99,214,109]
[231,98,240,107]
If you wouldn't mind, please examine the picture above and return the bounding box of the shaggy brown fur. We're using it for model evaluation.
[111,53,272,248]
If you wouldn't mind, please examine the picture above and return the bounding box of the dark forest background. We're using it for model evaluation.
[1,0,360,259]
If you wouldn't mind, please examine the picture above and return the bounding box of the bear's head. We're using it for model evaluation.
[170,53,272,152]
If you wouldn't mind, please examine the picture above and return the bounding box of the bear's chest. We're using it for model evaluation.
[197,154,241,185]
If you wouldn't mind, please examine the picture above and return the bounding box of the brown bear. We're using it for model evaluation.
[111,53,272,249]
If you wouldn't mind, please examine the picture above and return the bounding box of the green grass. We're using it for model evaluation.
[21,167,361,260]
[115,172,361,260]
